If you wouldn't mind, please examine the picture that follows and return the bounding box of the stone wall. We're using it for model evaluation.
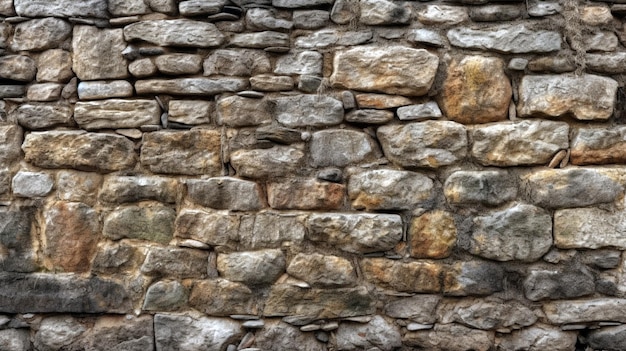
[1,0,626,349]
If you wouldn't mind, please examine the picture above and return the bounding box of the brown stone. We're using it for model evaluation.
[361,258,442,293]
[189,279,257,316]
[410,211,457,259]
[441,56,511,124]
[287,253,356,288]
[355,93,412,109]
[267,178,344,210]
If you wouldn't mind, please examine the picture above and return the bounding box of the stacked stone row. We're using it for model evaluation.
[1,0,626,350]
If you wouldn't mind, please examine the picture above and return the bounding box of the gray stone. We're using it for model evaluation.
[146,0,177,14]
[524,267,595,301]
[77,81,133,100]
[124,20,225,47]
[332,0,357,24]
[14,103,72,129]
[34,316,85,351]
[348,169,433,211]
[187,177,264,211]
[267,178,344,210]
[554,207,626,249]
[56,170,101,205]
[438,299,537,330]
[0,329,30,351]
[417,5,468,25]
[444,261,504,296]
[469,5,521,21]
[0,124,22,164]
[15,0,108,18]
[26,83,63,101]
[584,31,619,52]
[447,24,561,53]
[0,209,36,273]
[81,315,154,351]
[179,0,227,16]
[135,78,248,96]
[287,253,356,288]
[528,1,562,16]
[0,55,36,82]
[470,120,569,166]
[217,249,285,285]
[230,146,305,179]
[0,85,26,98]
[250,75,293,91]
[345,109,393,124]
[359,0,411,25]
[246,8,293,31]
[217,96,271,127]
[238,212,307,249]
[0,0,14,15]
[522,168,623,208]
[582,250,622,269]
[230,31,290,48]
[154,313,243,351]
[101,176,178,204]
[129,59,157,78]
[0,168,9,196]
[274,94,343,128]
[384,295,440,323]
[141,246,210,278]
[11,18,71,52]
[588,325,626,351]
[518,74,618,120]
[143,281,188,311]
[444,170,517,206]
[331,46,439,96]
[496,325,576,351]
[74,99,160,130]
[103,204,175,244]
[188,279,256,316]
[508,57,528,70]
[298,75,322,93]
[204,49,271,77]
[272,0,332,7]
[378,121,467,168]
[12,171,53,197]
[397,102,442,120]
[307,213,402,253]
[293,10,329,29]
[336,316,402,351]
[108,0,150,16]
[404,324,494,351]
[168,100,211,125]
[586,52,626,73]
[73,26,128,81]
[274,51,322,75]
[255,321,326,351]
[155,54,203,75]
[310,129,379,167]
[92,241,143,275]
[256,126,302,144]
[543,298,626,324]
[175,209,239,247]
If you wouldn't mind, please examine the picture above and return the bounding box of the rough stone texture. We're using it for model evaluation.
[15,0,108,18]
[362,258,442,293]
[0,329,30,351]
[447,25,561,53]
[438,299,537,330]
[230,31,290,48]
[518,74,618,120]
[444,170,517,206]
[274,94,343,128]
[255,321,326,351]
[441,56,511,124]
[168,100,211,125]
[384,295,440,323]
[103,204,175,244]
[100,176,178,204]
[238,212,307,249]
[56,170,102,205]
[331,46,439,96]
[359,0,411,25]
[141,246,210,278]
[404,324,494,351]
[204,50,271,76]
[378,121,468,169]
[588,325,626,351]
[143,280,187,311]
[135,78,248,96]
[524,267,595,301]
[0,55,36,82]
[188,279,256,315]
[124,20,225,47]
[12,171,53,197]
[154,313,243,351]
[230,146,305,179]
[274,51,322,75]
[187,177,264,211]
[410,210,457,259]
[217,249,285,285]
[444,261,504,296]
[554,207,626,249]
[336,316,402,351]
[12,18,72,52]
[217,96,271,127]
[0,124,23,164]
[108,0,149,16]
[77,81,134,100]
[74,99,160,130]
[0,209,36,273]
[497,324,576,351]
[348,169,433,211]
[34,316,85,351]
[470,120,569,166]
[287,253,356,288]
[310,130,379,167]
[174,209,239,247]
[295,29,372,49]
[543,298,626,324]
[571,126,626,165]
[268,178,344,210]
[417,5,468,25]
[155,54,202,75]
[72,26,128,81]
[397,102,442,120]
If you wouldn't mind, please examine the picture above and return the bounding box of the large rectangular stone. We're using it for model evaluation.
[74,99,160,130]
[544,299,626,324]
[124,19,225,47]
[135,78,248,96]
[15,0,108,18]
[554,207,626,249]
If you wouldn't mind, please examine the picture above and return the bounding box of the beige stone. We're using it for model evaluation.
[361,258,442,293]
[404,324,494,351]
[287,253,356,288]
[230,146,305,179]
[410,211,456,259]
[168,100,212,125]
[124,19,225,47]
[72,26,128,81]
[267,178,344,210]
[74,99,160,130]
[581,5,613,25]
[355,94,412,109]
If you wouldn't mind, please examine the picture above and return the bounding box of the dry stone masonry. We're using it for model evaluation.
[1,0,626,350]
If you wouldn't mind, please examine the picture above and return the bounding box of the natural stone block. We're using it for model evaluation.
[407,28,446,47]
[584,32,619,53]
[103,203,175,244]
[230,31,290,48]
[571,126,626,165]
[496,325,576,351]
[554,207,626,249]
[470,204,552,262]
[143,281,188,311]
[447,24,561,53]
[522,168,623,208]
[586,52,626,73]
[15,0,108,18]
[14,103,72,129]
[384,295,440,323]
[108,0,150,16]
[135,78,248,95]
[295,29,372,49]
[469,4,522,21]
[588,325,626,351]
[216,96,271,127]
[349,169,433,211]
[517,74,618,120]
[255,321,326,351]
[26,83,63,102]
[168,100,212,125]
[362,258,442,293]
[77,81,134,100]
[188,279,256,315]
[246,8,291,30]
[34,316,85,351]
[72,26,128,81]
[410,210,456,259]
[264,285,375,318]
[155,54,202,75]
[0,209,36,273]
[141,129,221,176]
[129,59,157,78]
[230,146,305,179]
[217,249,285,285]
[337,316,402,351]
[417,5,468,25]
[310,129,379,167]
[0,0,13,15]
[141,246,210,278]
[543,298,626,324]
[124,20,225,47]
[0,124,22,164]
[307,213,402,254]
[187,177,264,211]
[359,0,411,25]
[92,241,144,275]
[0,85,26,98]
[203,49,271,76]
[441,56,511,124]
[274,51,322,75]
[175,209,239,247]
[250,75,294,91]
[23,131,136,172]
[331,46,439,96]
[444,261,504,296]
[378,121,467,168]
[74,99,160,130]
[268,178,344,210]
[238,212,307,249]
[12,171,53,197]
[287,253,356,288]
[274,94,343,128]
[100,175,178,204]
[524,267,595,301]
[581,5,613,25]
[438,299,537,330]
[0,55,36,82]
[11,18,71,52]
[82,315,154,351]
[146,0,177,14]
[56,170,101,205]
[470,120,568,166]
[404,323,494,351]
[345,109,394,124]
[0,329,30,351]
[293,10,329,29]
[37,49,73,83]
[527,56,575,73]
[355,94,411,109]
[444,170,517,206]
[154,313,243,351]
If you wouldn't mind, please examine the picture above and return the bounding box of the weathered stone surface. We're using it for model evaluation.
[355,94,411,109]
[217,96,271,127]
[143,280,188,311]
[250,75,293,91]
[175,209,239,247]
[444,261,504,296]
[141,246,210,278]
[56,170,101,205]
[147,0,177,14]
[15,0,108,18]
[0,272,131,313]
[217,249,285,285]
[0,209,35,273]
[444,170,517,206]
[168,100,211,125]
[0,124,22,164]
[584,32,619,52]
[470,120,569,166]
[255,321,326,351]
[293,10,329,29]
[155,54,202,75]
[0,329,30,351]
[496,324,576,351]
[588,325,626,351]
[264,285,375,318]
[26,83,63,101]
[154,313,243,351]
[417,5,468,25]
[407,28,446,47]
[336,316,402,351]
[204,50,270,77]
[524,267,595,301]
[230,31,290,48]
[543,298,626,324]
[24,131,135,172]
[128,59,157,78]
[124,20,225,47]
[586,52,626,74]
[523,168,623,208]
[0,85,26,98]
[274,51,322,75]
[231,146,305,179]
[410,210,456,259]
[0,168,9,196]
[92,241,144,274]
[349,169,433,211]
[179,0,227,16]
[273,0,332,7]
[187,177,264,211]
[359,0,410,25]
[12,18,71,52]
[404,324,494,351]
[77,81,133,100]
[12,171,53,197]
[141,129,221,176]
[72,26,128,81]
[470,204,552,262]
[246,8,293,30]
[34,316,85,351]
[295,29,372,49]
[331,46,439,96]
[14,103,72,130]
[76,315,153,351]
[441,56,511,124]
[345,109,394,124]
[0,0,13,15]
[108,0,150,16]
[362,258,442,293]
[310,129,379,167]
[528,1,561,16]
[100,176,178,204]
[75,99,160,130]
[268,178,344,210]
[239,212,307,249]
[554,207,626,249]
[274,94,343,128]
[188,279,256,315]
[104,204,175,244]
[527,56,575,72]
[135,78,248,95]
[447,25,561,53]
[0,55,36,82]
[384,295,441,323]
[518,74,618,120]
[582,5,613,25]
[308,213,402,253]
[378,121,467,168]
[469,5,522,21]
[287,253,356,288]
[439,299,536,330]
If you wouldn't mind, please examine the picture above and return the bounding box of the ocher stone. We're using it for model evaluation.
[143,280,188,311]
[0,55,36,82]
[410,210,457,259]
[274,94,343,128]
[438,299,537,330]
[336,316,402,351]
[135,78,248,95]
[174,209,239,247]
[13,103,72,130]
[188,279,256,315]
[129,59,157,78]
[355,94,411,109]
[524,268,595,301]
[26,83,63,102]
[15,0,108,17]
[74,99,160,130]
[554,207,626,249]
[168,100,212,125]
[217,96,271,127]
[267,178,344,210]
[141,246,211,278]
[496,325,576,351]
[359,0,411,25]
[287,253,356,288]
[187,177,264,211]
[11,18,71,52]
[103,204,175,244]
[217,249,285,285]
[141,129,221,176]
[230,146,305,179]
[124,20,225,47]
[527,56,575,73]
[204,49,271,76]
[444,261,504,296]
[444,170,517,206]
[154,313,243,350]
[404,324,494,351]
[581,5,613,25]
[543,298,626,324]
[349,169,433,211]
[310,129,379,167]
[72,26,128,81]
[361,258,442,293]
[441,56,511,124]
[447,25,561,53]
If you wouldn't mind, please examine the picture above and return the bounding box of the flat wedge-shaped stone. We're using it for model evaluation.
[544,299,626,324]
[23,131,136,172]
[230,31,290,48]
[124,19,225,47]
[447,24,561,53]
[15,0,108,18]
[74,99,160,130]
[518,74,618,120]
[554,207,626,249]
[135,78,248,96]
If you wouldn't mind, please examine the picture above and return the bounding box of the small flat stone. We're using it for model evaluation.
[528,1,562,16]
[179,0,227,16]
[135,78,249,96]
[359,0,411,25]
[231,146,305,179]
[309,129,379,167]
[11,18,72,52]
[345,109,394,124]
[26,83,63,102]
[527,56,575,72]
[155,54,203,75]
[100,175,178,203]
[554,207,626,249]
[295,29,373,50]
[242,320,265,329]
[77,80,133,100]
[141,246,210,278]
[406,29,446,47]
[524,267,595,301]
[508,58,528,70]
[103,203,175,244]
[336,316,402,351]
[246,8,292,31]
[544,298,626,324]
[13,103,72,130]
[581,5,613,25]
[14,0,108,18]
[355,93,411,109]
[469,5,522,21]
[168,100,212,125]
[250,75,293,91]
[268,178,344,210]
[397,102,442,120]
[586,52,626,73]
[217,95,271,127]
[237,90,264,99]
[293,10,329,29]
